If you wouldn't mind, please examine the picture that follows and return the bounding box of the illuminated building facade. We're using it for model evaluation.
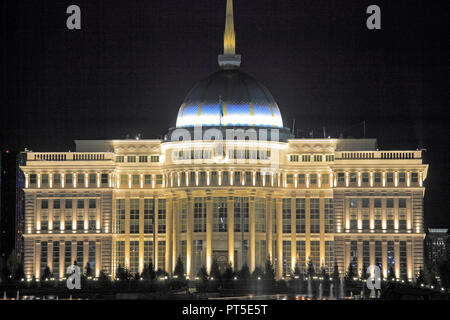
[19,0,428,282]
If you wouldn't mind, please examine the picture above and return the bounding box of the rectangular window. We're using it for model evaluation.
[64,241,72,270]
[30,174,37,184]
[325,155,334,162]
[53,241,60,278]
[213,197,227,232]
[302,155,310,162]
[255,198,266,233]
[194,197,206,232]
[54,174,61,185]
[222,171,229,185]
[139,155,148,163]
[298,174,305,185]
[310,198,320,233]
[193,240,203,275]
[65,199,72,209]
[234,172,241,185]
[130,199,140,234]
[179,198,187,233]
[40,241,48,274]
[362,172,369,183]
[387,198,394,208]
[350,172,357,183]
[53,199,60,209]
[338,172,345,183]
[89,174,96,185]
[144,241,154,266]
[234,197,249,232]
[127,156,136,163]
[158,199,166,233]
[399,198,407,208]
[411,172,418,183]
[399,172,406,183]
[310,241,320,271]
[310,174,317,185]
[156,175,163,185]
[76,241,83,267]
[296,241,306,272]
[362,198,369,208]
[120,175,128,185]
[144,199,154,233]
[89,199,96,209]
[101,173,108,184]
[42,174,49,185]
[150,156,159,163]
[322,174,329,185]
[282,240,291,275]
[116,199,125,234]
[115,156,124,163]
[132,175,140,185]
[158,241,165,271]
[374,173,381,183]
[41,199,49,209]
[324,198,333,233]
[313,155,322,162]
[290,155,299,162]
[143,175,151,185]
[88,241,95,271]
[77,174,85,186]
[77,199,84,209]
[130,241,139,274]
[349,198,358,208]
[286,174,293,184]
[296,198,305,233]
[387,173,393,183]
[282,198,291,233]
[115,241,125,269]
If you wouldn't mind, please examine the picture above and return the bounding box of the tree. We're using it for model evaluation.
[41,266,51,281]
[210,259,221,280]
[174,255,185,279]
[85,262,93,277]
[263,257,275,282]
[222,263,234,281]
[116,265,131,281]
[388,266,395,280]
[142,262,156,281]
[320,266,329,280]
[345,263,355,281]
[252,267,264,280]
[332,262,340,281]
[198,266,209,282]
[416,267,425,285]
[238,264,250,280]
[293,264,303,279]
[306,259,315,277]
[6,250,20,279]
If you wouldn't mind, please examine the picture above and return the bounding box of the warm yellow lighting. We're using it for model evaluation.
[223,0,236,55]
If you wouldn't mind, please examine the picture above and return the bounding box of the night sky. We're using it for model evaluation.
[2,0,449,227]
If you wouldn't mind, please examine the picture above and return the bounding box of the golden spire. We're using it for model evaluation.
[223,0,236,55]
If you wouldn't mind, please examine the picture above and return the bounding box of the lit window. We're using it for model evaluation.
[127,156,136,163]
[290,155,299,162]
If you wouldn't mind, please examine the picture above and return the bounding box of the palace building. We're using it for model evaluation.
[20,0,428,282]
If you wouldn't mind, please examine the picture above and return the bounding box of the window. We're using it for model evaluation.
[211,171,218,185]
[222,171,229,185]
[89,174,96,184]
[282,199,291,233]
[53,199,60,209]
[310,198,320,233]
[101,173,108,184]
[387,173,393,183]
[150,156,159,163]
[54,174,61,185]
[144,199,154,233]
[156,199,166,234]
[132,175,140,185]
[314,155,322,162]
[350,172,357,183]
[156,175,163,185]
[42,174,49,185]
[77,199,84,209]
[374,172,381,183]
[290,155,299,162]
[362,198,369,208]
[234,197,249,232]
[65,199,72,209]
[234,172,241,185]
[255,198,265,232]
[324,199,333,233]
[144,175,152,185]
[322,174,329,185]
[42,199,49,209]
[374,198,382,208]
[349,198,358,208]
[120,175,128,185]
[325,155,334,162]
[115,155,124,163]
[296,199,305,233]
[116,199,125,234]
[89,199,96,209]
[411,172,418,183]
[282,240,291,275]
[302,155,310,162]
[399,172,406,183]
[179,199,187,233]
[158,241,165,271]
[387,198,394,208]
[245,172,252,185]
[194,198,206,232]
[130,199,140,234]
[77,174,85,186]
[213,197,227,232]
[286,174,293,184]
[130,241,139,274]
[310,174,317,185]
[298,174,305,185]
[127,156,136,163]
[53,242,60,277]
[139,155,148,163]
[338,172,345,183]
[65,215,73,231]
[30,174,37,184]
[362,172,369,183]
[115,241,125,269]
[399,198,407,208]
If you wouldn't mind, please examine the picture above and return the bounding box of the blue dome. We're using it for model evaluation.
[176,69,283,128]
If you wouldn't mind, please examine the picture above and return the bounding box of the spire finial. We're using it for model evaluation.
[223,0,236,55]
[219,0,241,68]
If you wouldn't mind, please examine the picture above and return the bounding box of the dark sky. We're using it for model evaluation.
[2,0,449,227]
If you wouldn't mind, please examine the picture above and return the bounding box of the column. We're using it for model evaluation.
[60,242,65,279]
[305,195,311,263]
[266,196,273,262]
[35,241,41,279]
[249,196,255,273]
[407,240,413,281]
[154,197,159,270]
[357,241,363,276]
[394,241,400,279]
[206,195,213,273]
[369,241,375,266]
[276,197,282,279]
[172,197,178,272]
[382,241,388,278]
[125,197,130,269]
[319,196,325,267]
[139,196,145,273]
[166,196,172,274]
[83,240,89,271]
[95,240,101,277]
[186,196,193,277]
[291,196,296,272]
[227,195,235,269]
[48,241,53,274]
